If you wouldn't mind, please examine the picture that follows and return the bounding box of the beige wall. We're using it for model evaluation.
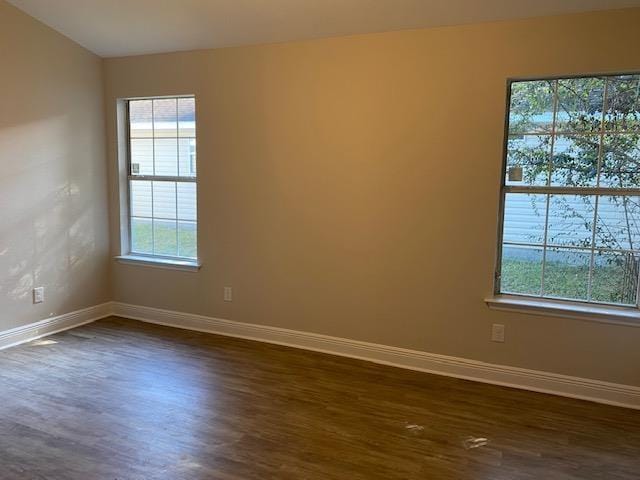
[104,8,640,386]
[0,1,110,329]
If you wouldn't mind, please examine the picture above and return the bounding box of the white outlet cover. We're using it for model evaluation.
[33,287,44,304]
[491,323,505,342]
[224,286,233,302]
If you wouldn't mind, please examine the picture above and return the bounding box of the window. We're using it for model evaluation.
[497,74,640,307]
[126,96,197,261]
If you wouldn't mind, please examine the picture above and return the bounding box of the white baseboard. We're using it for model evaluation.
[0,302,113,351]
[111,302,640,410]
[4,302,638,410]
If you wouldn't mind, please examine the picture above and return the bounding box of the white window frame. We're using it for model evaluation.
[115,95,200,271]
[487,72,640,325]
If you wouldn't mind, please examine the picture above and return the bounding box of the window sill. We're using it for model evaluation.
[485,295,640,327]
[115,255,201,272]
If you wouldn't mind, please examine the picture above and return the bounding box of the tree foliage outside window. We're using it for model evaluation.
[499,74,640,306]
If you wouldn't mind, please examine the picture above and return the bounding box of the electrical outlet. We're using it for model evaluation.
[33,287,44,304]
[224,286,233,302]
[491,324,505,343]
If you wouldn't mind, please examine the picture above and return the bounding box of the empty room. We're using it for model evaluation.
[1,0,640,478]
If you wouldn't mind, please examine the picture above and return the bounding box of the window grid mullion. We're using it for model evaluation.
[512,130,639,136]
[132,215,195,223]
[128,175,196,182]
[175,99,180,257]
[540,80,559,297]
[503,241,640,255]
[150,180,155,256]
[175,180,179,257]
[587,78,610,301]
[504,186,640,195]
[126,102,133,256]
[586,196,600,302]
[150,100,156,255]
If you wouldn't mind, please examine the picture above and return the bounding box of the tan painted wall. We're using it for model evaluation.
[105,8,640,386]
[0,1,110,329]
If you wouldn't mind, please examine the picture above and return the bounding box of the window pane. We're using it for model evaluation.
[131,217,152,254]
[178,138,196,177]
[595,196,640,251]
[130,180,152,217]
[508,80,555,134]
[599,134,640,188]
[546,195,595,248]
[178,221,197,259]
[130,139,153,175]
[153,98,177,137]
[542,248,590,300]
[153,220,177,256]
[503,193,546,244]
[551,135,599,187]
[500,245,543,295]
[178,97,196,137]
[152,181,176,220]
[556,77,605,133]
[128,96,196,261]
[154,138,178,176]
[177,182,196,221]
[500,77,640,307]
[591,250,639,305]
[506,135,550,186]
[129,100,153,138]
[605,75,640,132]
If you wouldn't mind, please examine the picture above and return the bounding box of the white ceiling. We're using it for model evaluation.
[8,0,640,58]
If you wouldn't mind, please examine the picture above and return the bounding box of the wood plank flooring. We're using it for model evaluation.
[0,316,639,479]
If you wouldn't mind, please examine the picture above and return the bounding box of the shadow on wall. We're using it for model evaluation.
[0,113,107,328]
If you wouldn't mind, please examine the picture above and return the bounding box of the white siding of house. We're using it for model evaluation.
[130,180,196,222]
[503,193,640,251]
[129,120,197,223]
[503,194,546,245]
[130,126,195,177]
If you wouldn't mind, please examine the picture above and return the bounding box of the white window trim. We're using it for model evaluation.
[485,294,640,327]
[494,72,640,315]
[115,254,201,272]
[114,95,199,268]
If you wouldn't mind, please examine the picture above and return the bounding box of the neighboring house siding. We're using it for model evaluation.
[130,180,196,221]
[130,120,197,222]
[505,191,638,248]
[130,126,195,177]
[505,132,639,253]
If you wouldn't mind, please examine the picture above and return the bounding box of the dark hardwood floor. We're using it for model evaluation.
[0,317,639,479]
